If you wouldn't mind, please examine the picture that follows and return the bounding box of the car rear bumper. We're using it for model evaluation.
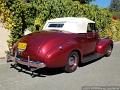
[7,54,46,69]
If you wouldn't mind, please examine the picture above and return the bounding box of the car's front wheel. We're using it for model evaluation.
[64,51,79,73]
[105,45,112,57]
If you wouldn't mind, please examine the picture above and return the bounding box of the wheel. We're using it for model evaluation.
[64,51,79,73]
[105,45,112,57]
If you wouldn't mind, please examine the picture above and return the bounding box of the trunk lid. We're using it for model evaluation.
[17,31,73,62]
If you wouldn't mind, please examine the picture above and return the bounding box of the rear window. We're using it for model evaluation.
[48,24,64,28]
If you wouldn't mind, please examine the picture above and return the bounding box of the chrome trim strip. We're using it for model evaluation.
[28,56,30,68]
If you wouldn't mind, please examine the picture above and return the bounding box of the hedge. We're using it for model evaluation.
[0,0,112,45]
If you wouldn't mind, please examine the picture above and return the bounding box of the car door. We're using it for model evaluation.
[85,23,98,55]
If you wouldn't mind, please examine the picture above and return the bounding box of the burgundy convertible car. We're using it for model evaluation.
[7,17,113,73]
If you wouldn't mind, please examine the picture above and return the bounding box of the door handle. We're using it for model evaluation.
[87,36,92,39]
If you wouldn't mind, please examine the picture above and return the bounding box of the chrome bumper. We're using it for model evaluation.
[6,51,46,77]
[15,57,46,68]
[7,53,46,69]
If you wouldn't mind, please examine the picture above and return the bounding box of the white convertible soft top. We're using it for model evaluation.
[43,17,95,33]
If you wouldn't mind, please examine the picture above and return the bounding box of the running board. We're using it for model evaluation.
[81,53,102,63]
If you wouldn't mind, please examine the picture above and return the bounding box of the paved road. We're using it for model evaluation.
[0,42,120,90]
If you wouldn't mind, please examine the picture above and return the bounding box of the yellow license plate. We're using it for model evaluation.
[18,43,27,50]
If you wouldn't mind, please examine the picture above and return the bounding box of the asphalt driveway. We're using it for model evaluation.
[0,42,120,90]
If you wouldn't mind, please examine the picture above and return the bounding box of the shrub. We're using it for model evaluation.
[0,0,112,46]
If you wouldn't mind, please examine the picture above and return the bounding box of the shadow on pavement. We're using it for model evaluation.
[10,64,65,78]
[79,56,103,67]
[10,56,103,78]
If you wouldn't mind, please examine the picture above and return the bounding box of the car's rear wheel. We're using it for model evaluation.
[105,45,112,57]
[64,51,79,73]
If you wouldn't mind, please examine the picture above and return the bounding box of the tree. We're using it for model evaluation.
[1,0,27,46]
[73,0,95,4]
[109,0,120,11]
[1,0,112,45]
[109,0,120,19]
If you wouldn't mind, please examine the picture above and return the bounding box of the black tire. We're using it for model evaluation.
[64,51,79,73]
[105,45,112,57]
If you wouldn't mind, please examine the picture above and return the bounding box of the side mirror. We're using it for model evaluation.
[98,28,103,32]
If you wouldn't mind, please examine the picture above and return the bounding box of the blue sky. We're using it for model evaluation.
[91,0,112,8]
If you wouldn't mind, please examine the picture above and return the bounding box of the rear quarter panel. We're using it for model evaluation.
[44,40,81,68]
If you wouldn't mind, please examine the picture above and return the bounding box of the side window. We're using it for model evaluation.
[87,23,96,32]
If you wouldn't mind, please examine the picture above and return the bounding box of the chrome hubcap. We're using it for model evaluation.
[68,55,76,66]
[107,46,112,54]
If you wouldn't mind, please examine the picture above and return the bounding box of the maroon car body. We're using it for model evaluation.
[7,17,113,73]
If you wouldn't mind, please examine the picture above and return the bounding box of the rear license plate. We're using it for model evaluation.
[18,43,27,51]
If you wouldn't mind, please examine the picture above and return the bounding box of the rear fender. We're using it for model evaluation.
[45,40,82,68]
[96,38,113,55]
